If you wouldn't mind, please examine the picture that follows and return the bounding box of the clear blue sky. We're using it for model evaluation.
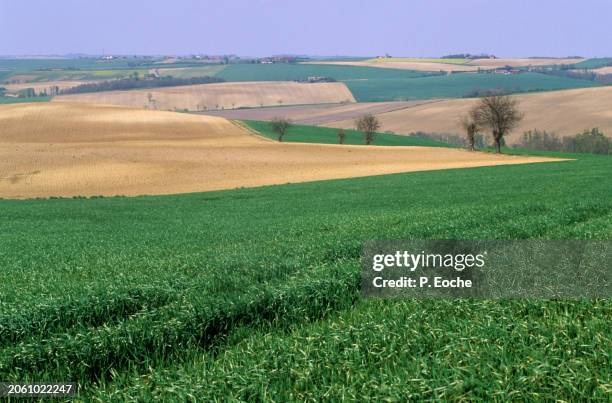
[1,0,610,57]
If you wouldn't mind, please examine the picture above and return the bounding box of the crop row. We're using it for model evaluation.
[0,263,359,384]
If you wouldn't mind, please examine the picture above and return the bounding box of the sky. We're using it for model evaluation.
[1,0,611,57]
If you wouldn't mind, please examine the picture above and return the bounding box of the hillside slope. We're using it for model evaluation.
[0,103,558,198]
[52,81,357,111]
[325,86,612,142]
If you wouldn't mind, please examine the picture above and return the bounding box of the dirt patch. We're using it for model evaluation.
[0,103,562,199]
[466,58,584,68]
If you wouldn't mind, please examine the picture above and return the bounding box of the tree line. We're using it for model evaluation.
[269,94,608,155]
[515,128,610,155]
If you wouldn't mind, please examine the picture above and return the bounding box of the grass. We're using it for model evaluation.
[573,58,612,69]
[157,65,227,78]
[216,63,437,81]
[0,151,610,400]
[0,96,51,104]
[242,120,451,147]
[345,72,599,101]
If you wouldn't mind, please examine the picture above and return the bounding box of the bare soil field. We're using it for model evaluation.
[325,87,612,143]
[305,58,585,72]
[3,80,91,95]
[0,103,558,198]
[465,58,585,68]
[591,66,612,75]
[302,61,479,72]
[52,81,356,111]
[196,100,439,125]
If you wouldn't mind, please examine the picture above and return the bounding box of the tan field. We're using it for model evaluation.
[52,81,356,111]
[305,58,584,72]
[591,66,612,75]
[0,103,560,199]
[197,100,438,125]
[3,80,91,95]
[302,61,479,72]
[465,58,585,68]
[325,87,612,143]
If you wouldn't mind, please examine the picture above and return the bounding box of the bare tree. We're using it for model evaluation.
[355,114,380,145]
[337,128,346,144]
[270,117,292,142]
[460,115,479,151]
[470,95,523,153]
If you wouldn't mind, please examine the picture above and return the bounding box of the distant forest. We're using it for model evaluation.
[60,76,225,95]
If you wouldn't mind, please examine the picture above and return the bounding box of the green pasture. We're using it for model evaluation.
[243,120,450,147]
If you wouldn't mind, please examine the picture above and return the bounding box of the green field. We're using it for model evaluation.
[573,58,612,69]
[216,63,437,81]
[157,65,227,78]
[0,58,142,71]
[0,58,223,82]
[243,120,451,147]
[0,96,51,104]
[345,72,599,101]
[1,150,610,400]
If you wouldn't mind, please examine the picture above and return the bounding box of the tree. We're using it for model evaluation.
[460,115,479,151]
[470,95,523,153]
[355,114,380,145]
[337,128,346,144]
[270,117,292,142]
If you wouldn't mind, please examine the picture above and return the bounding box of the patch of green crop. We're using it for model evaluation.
[93,299,610,401]
[346,72,599,101]
[157,65,227,78]
[216,63,437,81]
[0,153,610,399]
[0,96,51,104]
[573,58,612,69]
[242,120,451,147]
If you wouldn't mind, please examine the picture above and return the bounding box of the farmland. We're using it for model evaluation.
[465,57,585,68]
[0,103,556,198]
[325,86,612,142]
[242,120,450,147]
[573,58,612,69]
[2,80,92,95]
[216,63,435,81]
[592,66,612,75]
[52,81,357,111]
[306,57,586,72]
[343,72,598,102]
[1,150,610,400]
[304,60,481,72]
[196,100,435,125]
